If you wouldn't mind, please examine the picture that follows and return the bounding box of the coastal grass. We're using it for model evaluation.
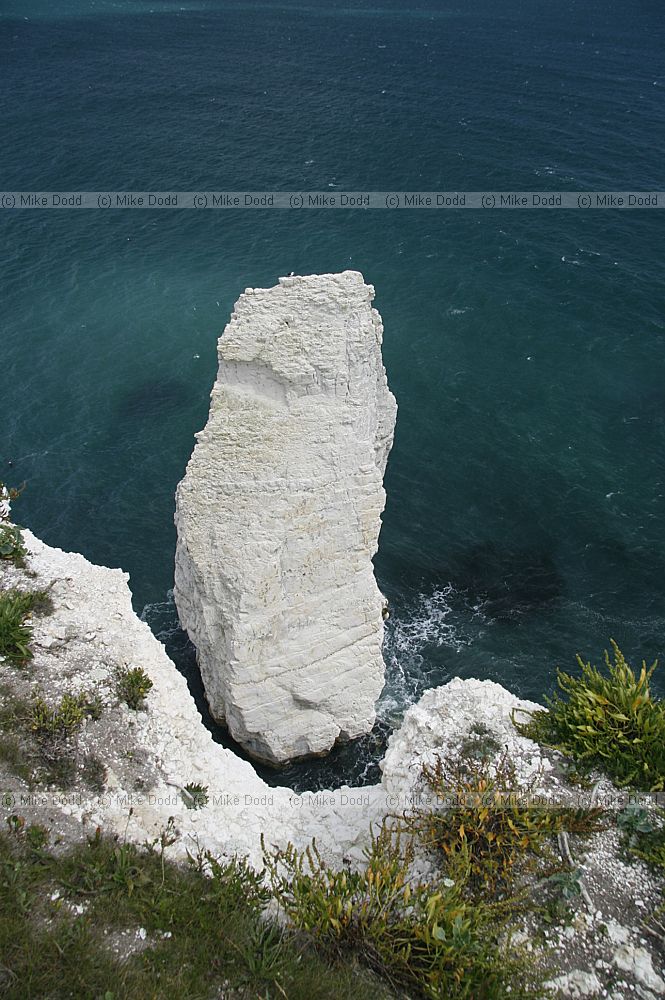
[0,588,51,667]
[0,761,555,1000]
[0,823,396,1000]
[512,641,665,792]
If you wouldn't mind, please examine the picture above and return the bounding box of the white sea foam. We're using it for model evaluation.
[379,586,487,725]
[140,589,181,642]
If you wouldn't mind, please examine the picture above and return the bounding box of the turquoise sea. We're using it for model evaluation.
[2,0,664,788]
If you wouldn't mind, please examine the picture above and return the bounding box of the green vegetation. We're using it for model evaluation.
[617,804,658,849]
[511,642,665,938]
[513,640,665,791]
[262,751,610,1000]
[0,588,52,666]
[0,481,27,568]
[539,869,584,926]
[617,804,665,871]
[115,666,153,710]
[0,823,395,1000]
[0,688,34,784]
[404,755,606,899]
[631,815,665,872]
[458,722,502,763]
[1,616,663,997]
[0,688,104,790]
[182,782,209,810]
[30,692,90,738]
[617,806,665,938]
[263,820,543,1000]
[30,691,104,787]
[0,525,27,569]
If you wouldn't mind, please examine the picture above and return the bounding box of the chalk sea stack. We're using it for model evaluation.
[174,271,397,764]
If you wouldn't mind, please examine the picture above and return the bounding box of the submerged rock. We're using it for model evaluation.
[174,272,397,764]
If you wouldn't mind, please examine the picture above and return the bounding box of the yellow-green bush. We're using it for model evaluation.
[405,755,606,898]
[262,822,545,999]
[513,641,665,791]
[115,666,153,710]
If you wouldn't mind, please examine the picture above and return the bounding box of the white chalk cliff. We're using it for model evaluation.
[174,271,397,764]
[4,529,663,999]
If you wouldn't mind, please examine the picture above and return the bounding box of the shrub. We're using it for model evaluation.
[30,693,87,738]
[262,822,544,999]
[513,641,665,791]
[29,690,102,785]
[115,666,153,710]
[403,754,605,899]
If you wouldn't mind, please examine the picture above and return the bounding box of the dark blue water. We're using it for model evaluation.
[2,0,664,789]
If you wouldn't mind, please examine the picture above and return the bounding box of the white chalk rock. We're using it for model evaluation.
[174,272,397,764]
[544,971,603,998]
[613,943,665,994]
[380,677,545,803]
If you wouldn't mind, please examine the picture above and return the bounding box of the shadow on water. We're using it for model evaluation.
[381,541,564,622]
[117,378,193,421]
[450,542,564,620]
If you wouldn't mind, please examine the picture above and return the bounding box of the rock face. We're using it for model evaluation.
[6,519,665,999]
[6,528,387,870]
[174,272,397,764]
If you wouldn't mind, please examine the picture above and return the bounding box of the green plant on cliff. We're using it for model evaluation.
[0,482,27,568]
[27,690,103,788]
[0,825,395,1000]
[0,525,27,568]
[30,693,88,738]
[182,782,209,810]
[0,588,51,666]
[513,640,665,791]
[115,666,153,710]
[262,820,545,999]
[403,754,606,900]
